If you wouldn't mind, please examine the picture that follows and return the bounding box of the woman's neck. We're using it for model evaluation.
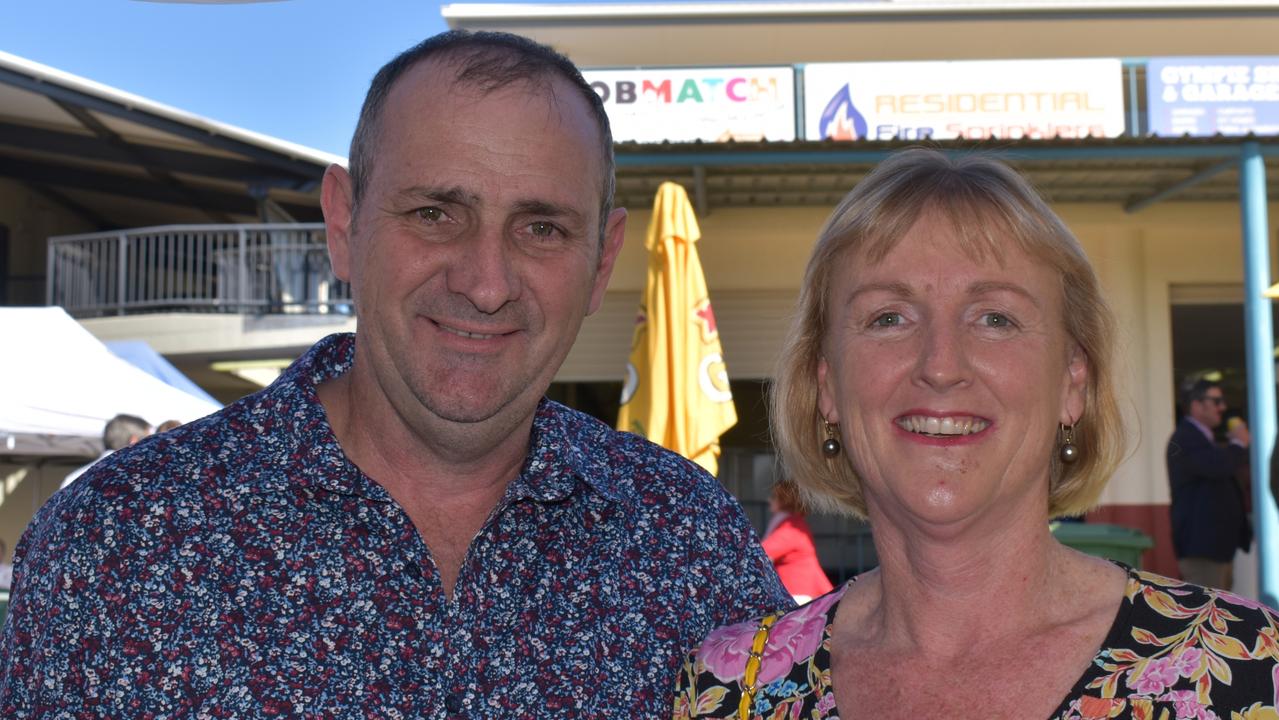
[845,510,1092,658]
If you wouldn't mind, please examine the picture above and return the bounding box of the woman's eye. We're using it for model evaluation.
[416,207,444,222]
[982,312,1013,328]
[871,313,903,327]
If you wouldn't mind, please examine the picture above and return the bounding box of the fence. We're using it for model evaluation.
[47,224,351,317]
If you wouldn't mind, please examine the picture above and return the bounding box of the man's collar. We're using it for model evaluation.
[508,399,622,504]
[253,335,619,505]
[1185,415,1215,442]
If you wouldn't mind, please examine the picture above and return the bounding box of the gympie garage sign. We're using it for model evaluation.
[1147,57,1279,137]
[803,59,1125,141]
[583,67,796,143]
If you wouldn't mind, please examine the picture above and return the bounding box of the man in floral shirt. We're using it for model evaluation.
[0,31,790,718]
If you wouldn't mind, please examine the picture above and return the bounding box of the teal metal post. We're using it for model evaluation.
[1240,140,1279,608]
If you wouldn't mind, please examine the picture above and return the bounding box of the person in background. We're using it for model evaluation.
[674,149,1279,720]
[154,419,182,433]
[762,480,834,603]
[1166,377,1252,591]
[1,30,788,718]
[59,413,151,489]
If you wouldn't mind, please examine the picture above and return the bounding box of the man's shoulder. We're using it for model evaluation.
[543,400,731,505]
[38,378,321,538]
[1168,418,1208,449]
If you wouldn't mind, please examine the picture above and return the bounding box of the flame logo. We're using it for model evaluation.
[819,83,867,141]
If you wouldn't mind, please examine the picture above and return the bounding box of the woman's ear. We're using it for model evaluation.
[1061,343,1088,425]
[817,357,840,424]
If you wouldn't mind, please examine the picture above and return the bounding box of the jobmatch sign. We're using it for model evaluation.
[584,67,796,143]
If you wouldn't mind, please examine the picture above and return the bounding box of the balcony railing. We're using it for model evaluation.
[47,224,351,317]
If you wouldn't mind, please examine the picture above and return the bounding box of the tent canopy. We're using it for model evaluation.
[106,340,220,406]
[0,307,221,458]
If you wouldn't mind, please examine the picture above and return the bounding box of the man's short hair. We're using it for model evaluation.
[1181,377,1221,408]
[347,30,616,241]
[103,414,150,451]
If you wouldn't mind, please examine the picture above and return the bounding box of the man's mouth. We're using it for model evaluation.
[435,320,503,340]
[895,415,990,437]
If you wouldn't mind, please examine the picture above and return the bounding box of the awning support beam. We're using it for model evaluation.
[1125,159,1237,214]
[693,165,708,217]
[53,100,232,224]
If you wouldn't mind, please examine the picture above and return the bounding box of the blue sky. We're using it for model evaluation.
[0,1,485,157]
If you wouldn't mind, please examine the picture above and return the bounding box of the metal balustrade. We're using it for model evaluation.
[46,224,352,317]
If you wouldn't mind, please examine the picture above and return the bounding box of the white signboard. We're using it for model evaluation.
[803,59,1125,141]
[584,67,796,143]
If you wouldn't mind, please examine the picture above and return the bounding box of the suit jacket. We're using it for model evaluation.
[1166,418,1253,562]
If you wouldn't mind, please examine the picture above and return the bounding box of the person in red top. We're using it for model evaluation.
[762,481,835,603]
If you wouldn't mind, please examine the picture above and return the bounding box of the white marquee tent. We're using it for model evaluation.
[0,307,221,457]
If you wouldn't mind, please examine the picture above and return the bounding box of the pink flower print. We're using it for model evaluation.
[698,619,767,683]
[816,691,838,714]
[1128,656,1181,695]
[1218,590,1274,614]
[697,586,846,686]
[1272,664,1279,708]
[754,589,846,685]
[1169,648,1202,678]
[1158,690,1218,720]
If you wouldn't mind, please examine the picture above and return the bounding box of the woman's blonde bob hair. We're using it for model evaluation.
[771,148,1125,519]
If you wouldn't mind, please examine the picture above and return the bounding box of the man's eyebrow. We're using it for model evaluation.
[968,280,1043,308]
[511,199,586,222]
[393,186,478,206]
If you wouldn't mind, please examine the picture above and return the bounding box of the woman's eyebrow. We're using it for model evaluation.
[967,280,1043,309]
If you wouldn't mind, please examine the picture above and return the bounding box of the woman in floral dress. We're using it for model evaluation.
[673,149,1279,720]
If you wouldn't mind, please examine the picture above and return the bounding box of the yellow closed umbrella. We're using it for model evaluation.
[617,181,737,475]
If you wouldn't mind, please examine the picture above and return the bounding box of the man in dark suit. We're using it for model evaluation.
[1166,378,1253,590]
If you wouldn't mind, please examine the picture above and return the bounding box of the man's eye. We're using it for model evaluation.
[871,313,902,327]
[416,207,444,222]
[529,221,557,238]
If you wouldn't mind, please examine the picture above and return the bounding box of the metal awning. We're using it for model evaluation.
[613,136,1279,214]
[0,50,340,230]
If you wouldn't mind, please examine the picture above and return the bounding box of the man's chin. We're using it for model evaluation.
[415,385,537,427]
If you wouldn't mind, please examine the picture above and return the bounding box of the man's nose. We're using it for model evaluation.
[911,321,973,392]
[447,227,520,314]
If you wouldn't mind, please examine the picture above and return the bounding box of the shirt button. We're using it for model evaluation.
[444,692,464,714]
[404,561,422,579]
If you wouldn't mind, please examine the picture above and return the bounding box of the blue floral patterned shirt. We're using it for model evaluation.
[0,333,790,718]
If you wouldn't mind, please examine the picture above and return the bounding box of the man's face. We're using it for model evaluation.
[324,59,626,431]
[1191,387,1227,429]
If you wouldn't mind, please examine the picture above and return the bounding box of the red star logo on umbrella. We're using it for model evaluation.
[694,298,718,342]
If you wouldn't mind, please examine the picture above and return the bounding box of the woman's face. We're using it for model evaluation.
[817,209,1087,530]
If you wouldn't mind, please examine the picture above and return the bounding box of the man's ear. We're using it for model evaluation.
[321,164,356,283]
[587,207,628,315]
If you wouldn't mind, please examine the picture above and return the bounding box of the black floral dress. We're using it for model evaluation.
[674,566,1279,719]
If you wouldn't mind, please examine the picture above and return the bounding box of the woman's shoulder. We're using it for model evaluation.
[673,582,850,719]
[1061,568,1279,719]
[1124,568,1279,629]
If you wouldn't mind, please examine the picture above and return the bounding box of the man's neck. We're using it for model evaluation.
[316,365,535,598]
